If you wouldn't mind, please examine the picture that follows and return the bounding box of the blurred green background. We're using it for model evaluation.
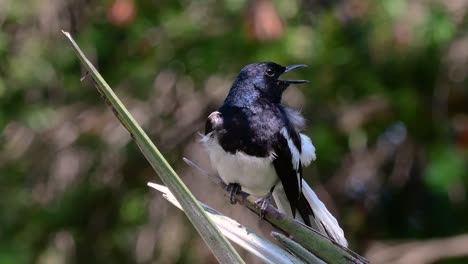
[1,0,468,263]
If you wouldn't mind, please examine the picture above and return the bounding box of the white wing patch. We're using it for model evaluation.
[282,106,316,165]
[280,128,317,193]
[280,128,301,192]
[299,133,316,166]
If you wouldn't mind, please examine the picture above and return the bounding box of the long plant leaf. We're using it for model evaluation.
[271,232,325,264]
[62,30,244,264]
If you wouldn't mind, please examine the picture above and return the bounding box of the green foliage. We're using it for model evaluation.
[426,146,466,193]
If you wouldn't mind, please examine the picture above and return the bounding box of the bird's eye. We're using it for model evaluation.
[265,68,274,77]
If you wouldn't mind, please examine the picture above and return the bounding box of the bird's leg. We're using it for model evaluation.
[255,185,276,218]
[226,183,241,204]
[255,193,273,219]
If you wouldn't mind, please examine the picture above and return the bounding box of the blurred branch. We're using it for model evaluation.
[62,30,244,264]
[329,122,407,206]
[366,234,468,264]
[336,96,390,133]
[183,157,369,264]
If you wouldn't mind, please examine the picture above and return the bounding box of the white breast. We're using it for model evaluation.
[201,134,278,197]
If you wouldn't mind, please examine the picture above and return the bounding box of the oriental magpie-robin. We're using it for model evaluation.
[202,62,348,247]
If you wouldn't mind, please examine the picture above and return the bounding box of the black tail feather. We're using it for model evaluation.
[296,193,314,227]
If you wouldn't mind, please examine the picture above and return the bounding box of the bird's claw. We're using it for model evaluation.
[255,195,272,218]
[226,183,241,204]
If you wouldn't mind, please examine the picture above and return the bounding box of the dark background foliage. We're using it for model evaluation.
[1,0,467,263]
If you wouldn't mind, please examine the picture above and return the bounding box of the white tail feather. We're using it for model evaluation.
[272,181,348,247]
[301,179,348,247]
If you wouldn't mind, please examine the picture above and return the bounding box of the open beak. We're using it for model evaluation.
[280,64,309,84]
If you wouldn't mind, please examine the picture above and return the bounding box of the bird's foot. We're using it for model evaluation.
[226,183,241,204]
[255,194,273,219]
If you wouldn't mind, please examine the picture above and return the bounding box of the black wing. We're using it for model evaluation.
[272,124,314,225]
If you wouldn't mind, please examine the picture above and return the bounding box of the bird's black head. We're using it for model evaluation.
[227,62,308,105]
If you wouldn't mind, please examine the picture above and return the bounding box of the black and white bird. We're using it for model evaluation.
[202,62,348,247]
